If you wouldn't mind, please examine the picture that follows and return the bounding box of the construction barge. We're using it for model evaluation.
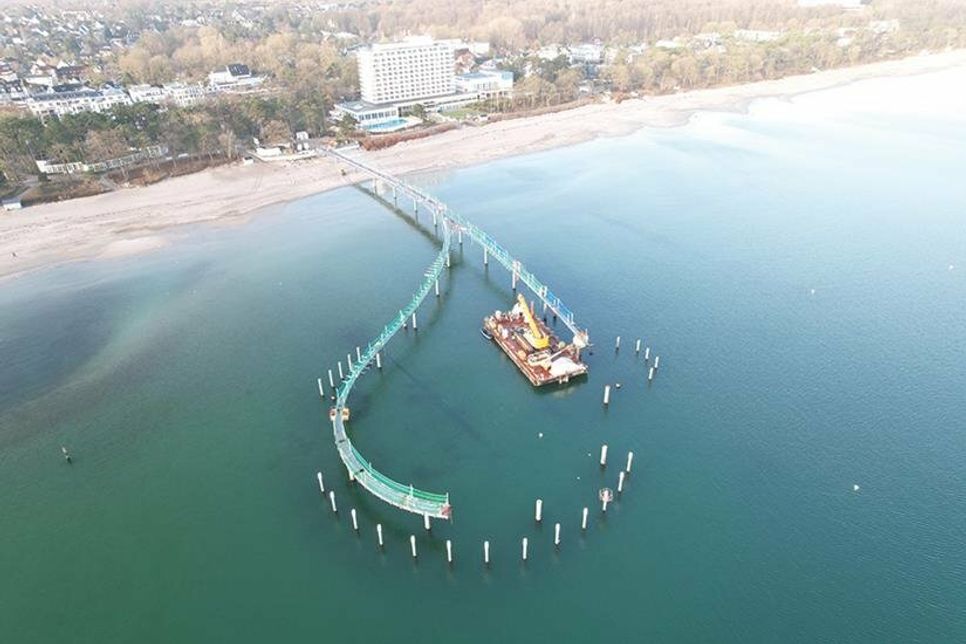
[482,294,588,386]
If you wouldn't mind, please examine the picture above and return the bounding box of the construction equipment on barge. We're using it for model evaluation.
[483,295,588,387]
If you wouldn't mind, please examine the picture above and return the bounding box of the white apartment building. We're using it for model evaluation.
[358,38,456,104]
[162,82,205,107]
[26,86,131,118]
[454,70,513,100]
[128,82,206,108]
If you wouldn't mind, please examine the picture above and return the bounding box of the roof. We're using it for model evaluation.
[226,63,250,77]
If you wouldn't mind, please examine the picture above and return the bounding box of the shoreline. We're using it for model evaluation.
[3,49,966,282]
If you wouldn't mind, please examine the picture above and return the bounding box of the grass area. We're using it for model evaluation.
[441,107,484,121]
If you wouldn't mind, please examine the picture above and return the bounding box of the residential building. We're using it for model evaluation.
[208,63,264,92]
[569,43,604,64]
[127,83,165,103]
[162,82,205,107]
[454,70,513,100]
[26,86,131,118]
[358,37,456,104]
[128,82,206,108]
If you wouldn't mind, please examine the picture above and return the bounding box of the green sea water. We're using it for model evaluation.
[2,69,966,642]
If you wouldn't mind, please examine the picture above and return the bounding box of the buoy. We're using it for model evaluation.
[538,432,544,438]
[853,484,860,492]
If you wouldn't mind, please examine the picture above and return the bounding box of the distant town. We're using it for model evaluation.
[0,0,963,208]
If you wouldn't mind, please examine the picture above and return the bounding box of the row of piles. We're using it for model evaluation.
[314,448,634,566]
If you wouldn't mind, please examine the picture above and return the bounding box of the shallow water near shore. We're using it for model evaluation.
[2,69,966,642]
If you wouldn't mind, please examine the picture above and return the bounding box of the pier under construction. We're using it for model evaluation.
[316,146,591,520]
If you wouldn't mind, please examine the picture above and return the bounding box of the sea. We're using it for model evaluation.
[2,67,965,642]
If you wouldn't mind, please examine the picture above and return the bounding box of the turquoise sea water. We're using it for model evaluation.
[2,69,966,642]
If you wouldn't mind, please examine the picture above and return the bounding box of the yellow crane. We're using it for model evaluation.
[516,293,550,350]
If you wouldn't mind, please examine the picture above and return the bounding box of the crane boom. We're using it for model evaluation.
[516,293,550,350]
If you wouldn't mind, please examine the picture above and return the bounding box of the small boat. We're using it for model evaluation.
[480,327,493,340]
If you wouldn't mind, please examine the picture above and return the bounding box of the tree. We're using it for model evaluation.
[336,114,358,137]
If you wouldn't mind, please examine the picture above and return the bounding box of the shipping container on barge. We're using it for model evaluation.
[483,294,588,386]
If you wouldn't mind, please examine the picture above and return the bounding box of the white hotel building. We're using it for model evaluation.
[334,37,512,131]
[358,38,456,104]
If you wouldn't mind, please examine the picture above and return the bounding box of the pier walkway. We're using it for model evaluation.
[320,147,591,520]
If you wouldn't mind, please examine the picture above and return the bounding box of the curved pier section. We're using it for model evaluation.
[320,147,591,521]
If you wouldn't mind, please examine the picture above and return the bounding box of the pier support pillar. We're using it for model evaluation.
[328,369,335,389]
[446,539,453,565]
[603,385,611,406]
[554,523,561,549]
[410,535,418,559]
[483,540,490,566]
[338,361,344,380]
[484,248,488,266]
[522,537,529,561]
[626,451,634,473]
[377,524,384,549]
[412,312,417,331]
[600,444,608,467]
[581,507,589,531]
[618,471,626,494]
[435,279,440,297]
[535,499,543,523]
[376,352,382,369]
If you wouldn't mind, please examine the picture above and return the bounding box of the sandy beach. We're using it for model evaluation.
[3,49,966,281]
